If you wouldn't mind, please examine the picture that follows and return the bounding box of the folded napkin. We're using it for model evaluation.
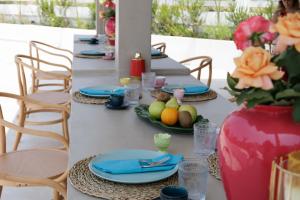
[151,49,162,56]
[80,50,105,56]
[93,153,183,174]
[80,87,125,96]
[184,85,209,93]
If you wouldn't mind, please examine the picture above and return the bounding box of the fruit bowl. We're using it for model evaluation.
[134,104,208,134]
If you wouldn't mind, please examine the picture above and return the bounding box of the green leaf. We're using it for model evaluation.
[274,46,300,86]
[272,80,287,93]
[247,95,274,108]
[226,72,239,91]
[223,87,240,96]
[272,99,292,106]
[292,98,300,122]
[293,83,300,92]
[236,90,250,105]
[236,89,272,105]
[275,89,300,100]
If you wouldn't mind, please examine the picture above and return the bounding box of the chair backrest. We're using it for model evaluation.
[151,42,166,53]
[29,40,73,69]
[0,92,69,155]
[15,54,71,96]
[180,56,213,87]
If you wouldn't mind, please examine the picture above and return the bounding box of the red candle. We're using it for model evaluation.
[130,53,145,79]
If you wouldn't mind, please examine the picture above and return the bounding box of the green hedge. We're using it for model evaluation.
[0,0,277,40]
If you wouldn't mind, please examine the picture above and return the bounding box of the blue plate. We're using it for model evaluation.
[79,85,124,97]
[80,50,105,56]
[79,36,94,41]
[89,149,179,184]
[161,84,209,95]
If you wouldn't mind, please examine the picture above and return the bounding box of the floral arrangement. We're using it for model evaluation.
[99,0,115,42]
[99,5,115,20]
[226,13,300,121]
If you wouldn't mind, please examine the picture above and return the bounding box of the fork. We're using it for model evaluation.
[139,156,170,168]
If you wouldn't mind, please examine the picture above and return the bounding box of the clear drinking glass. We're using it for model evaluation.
[124,82,140,105]
[178,158,209,200]
[193,121,218,157]
[142,72,156,91]
[270,151,300,200]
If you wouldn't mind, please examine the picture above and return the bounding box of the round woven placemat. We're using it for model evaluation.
[74,54,103,59]
[151,89,218,102]
[208,153,221,180]
[72,92,108,105]
[69,156,178,200]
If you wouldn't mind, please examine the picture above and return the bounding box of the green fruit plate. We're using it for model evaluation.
[134,104,208,134]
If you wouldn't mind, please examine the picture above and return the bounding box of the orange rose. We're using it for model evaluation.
[273,13,300,53]
[232,47,284,90]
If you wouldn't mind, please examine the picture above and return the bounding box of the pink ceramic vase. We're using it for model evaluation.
[218,105,300,200]
[105,17,115,38]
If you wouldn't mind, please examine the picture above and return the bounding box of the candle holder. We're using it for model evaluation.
[154,133,171,153]
[270,150,300,200]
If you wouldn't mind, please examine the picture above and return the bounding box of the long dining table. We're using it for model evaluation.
[68,35,236,199]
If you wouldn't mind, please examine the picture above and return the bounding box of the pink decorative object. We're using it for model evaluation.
[154,76,166,88]
[105,17,115,38]
[173,89,184,104]
[234,16,276,50]
[218,105,300,200]
[103,0,115,9]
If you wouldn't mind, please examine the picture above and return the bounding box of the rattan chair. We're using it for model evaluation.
[29,41,73,93]
[0,92,68,200]
[14,54,71,151]
[151,42,166,54]
[180,56,212,87]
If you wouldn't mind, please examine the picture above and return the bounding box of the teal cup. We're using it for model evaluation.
[160,186,188,200]
[108,94,124,107]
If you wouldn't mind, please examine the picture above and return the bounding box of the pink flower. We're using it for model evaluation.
[248,16,270,33]
[260,32,277,43]
[234,16,275,50]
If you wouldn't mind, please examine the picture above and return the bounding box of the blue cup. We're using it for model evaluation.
[108,94,124,107]
[160,186,188,200]
[89,38,99,44]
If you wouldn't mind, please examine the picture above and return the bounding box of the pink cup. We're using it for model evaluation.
[174,89,185,104]
[154,76,166,88]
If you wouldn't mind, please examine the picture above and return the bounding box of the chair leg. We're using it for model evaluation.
[62,111,69,143]
[0,185,3,198]
[13,105,26,151]
[53,190,60,200]
[53,190,65,200]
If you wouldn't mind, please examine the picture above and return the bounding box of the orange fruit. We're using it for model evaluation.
[161,108,178,126]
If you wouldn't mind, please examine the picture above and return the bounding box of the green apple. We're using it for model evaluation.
[178,105,197,122]
[165,97,179,109]
[149,101,165,120]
